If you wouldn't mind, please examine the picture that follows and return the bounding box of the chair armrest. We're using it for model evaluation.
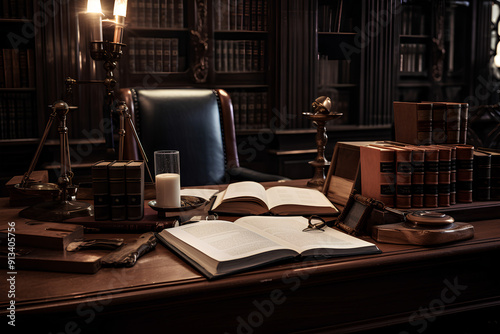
[227,167,291,183]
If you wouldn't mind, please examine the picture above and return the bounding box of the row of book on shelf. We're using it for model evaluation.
[92,160,145,221]
[214,40,265,73]
[399,43,427,74]
[360,142,499,210]
[229,90,268,130]
[127,0,184,28]
[318,1,343,32]
[0,48,36,89]
[0,92,37,139]
[317,56,352,85]
[400,4,428,36]
[1,0,32,19]
[214,0,268,31]
[128,37,185,73]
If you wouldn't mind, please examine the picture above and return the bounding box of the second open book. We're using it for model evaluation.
[210,181,339,215]
[156,216,380,279]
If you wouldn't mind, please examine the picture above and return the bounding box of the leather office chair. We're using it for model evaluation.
[119,88,289,186]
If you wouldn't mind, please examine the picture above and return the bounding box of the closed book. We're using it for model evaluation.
[163,38,171,72]
[240,91,248,129]
[432,102,447,144]
[146,38,155,71]
[394,146,413,209]
[227,40,234,72]
[473,151,491,201]
[129,0,137,27]
[445,103,461,144]
[393,101,432,145]
[152,0,160,27]
[3,49,13,88]
[137,38,147,72]
[0,50,4,88]
[238,40,245,71]
[92,160,113,220]
[422,146,439,208]
[11,48,20,89]
[244,0,251,29]
[145,0,153,27]
[171,38,179,72]
[252,40,259,71]
[167,0,175,28]
[109,161,128,221]
[18,48,29,88]
[448,145,457,204]
[459,103,469,144]
[128,37,136,72]
[360,145,396,207]
[245,40,252,71]
[408,146,425,208]
[125,161,145,220]
[247,93,255,128]
[174,0,184,28]
[437,145,452,207]
[477,148,500,200]
[456,144,474,203]
[137,0,146,27]
[372,144,412,209]
[155,38,163,72]
[26,49,35,87]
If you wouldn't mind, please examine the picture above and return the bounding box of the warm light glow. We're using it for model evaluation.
[113,0,128,17]
[87,0,102,13]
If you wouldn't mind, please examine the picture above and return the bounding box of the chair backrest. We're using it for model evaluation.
[120,88,240,186]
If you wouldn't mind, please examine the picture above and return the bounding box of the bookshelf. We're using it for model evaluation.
[316,0,361,127]
[395,0,473,103]
[122,0,191,86]
[120,0,273,132]
[0,1,38,141]
[0,0,494,188]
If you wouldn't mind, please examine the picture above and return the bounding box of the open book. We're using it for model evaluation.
[156,216,380,279]
[210,181,339,215]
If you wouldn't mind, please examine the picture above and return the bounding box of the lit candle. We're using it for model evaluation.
[156,173,181,208]
[113,0,128,44]
[86,0,103,42]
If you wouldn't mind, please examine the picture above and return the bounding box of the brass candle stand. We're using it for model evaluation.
[18,40,152,221]
[303,96,343,189]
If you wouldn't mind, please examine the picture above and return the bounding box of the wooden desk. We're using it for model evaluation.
[1,180,500,333]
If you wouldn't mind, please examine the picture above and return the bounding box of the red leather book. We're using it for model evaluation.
[422,146,439,208]
[393,101,432,145]
[456,144,474,203]
[360,145,396,207]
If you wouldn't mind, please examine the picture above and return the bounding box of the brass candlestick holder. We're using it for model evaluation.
[303,96,343,189]
[17,38,152,221]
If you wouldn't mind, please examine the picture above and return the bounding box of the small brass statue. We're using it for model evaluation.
[311,96,332,114]
[302,96,343,189]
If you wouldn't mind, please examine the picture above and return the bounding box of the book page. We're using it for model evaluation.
[164,221,289,262]
[212,181,269,210]
[266,186,336,209]
[235,216,377,255]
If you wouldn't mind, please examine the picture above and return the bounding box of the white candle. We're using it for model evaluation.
[113,0,128,43]
[86,0,103,42]
[156,173,181,208]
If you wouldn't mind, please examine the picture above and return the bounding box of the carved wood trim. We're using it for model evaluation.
[190,0,209,83]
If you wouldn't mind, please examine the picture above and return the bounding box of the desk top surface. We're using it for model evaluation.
[1,180,500,316]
